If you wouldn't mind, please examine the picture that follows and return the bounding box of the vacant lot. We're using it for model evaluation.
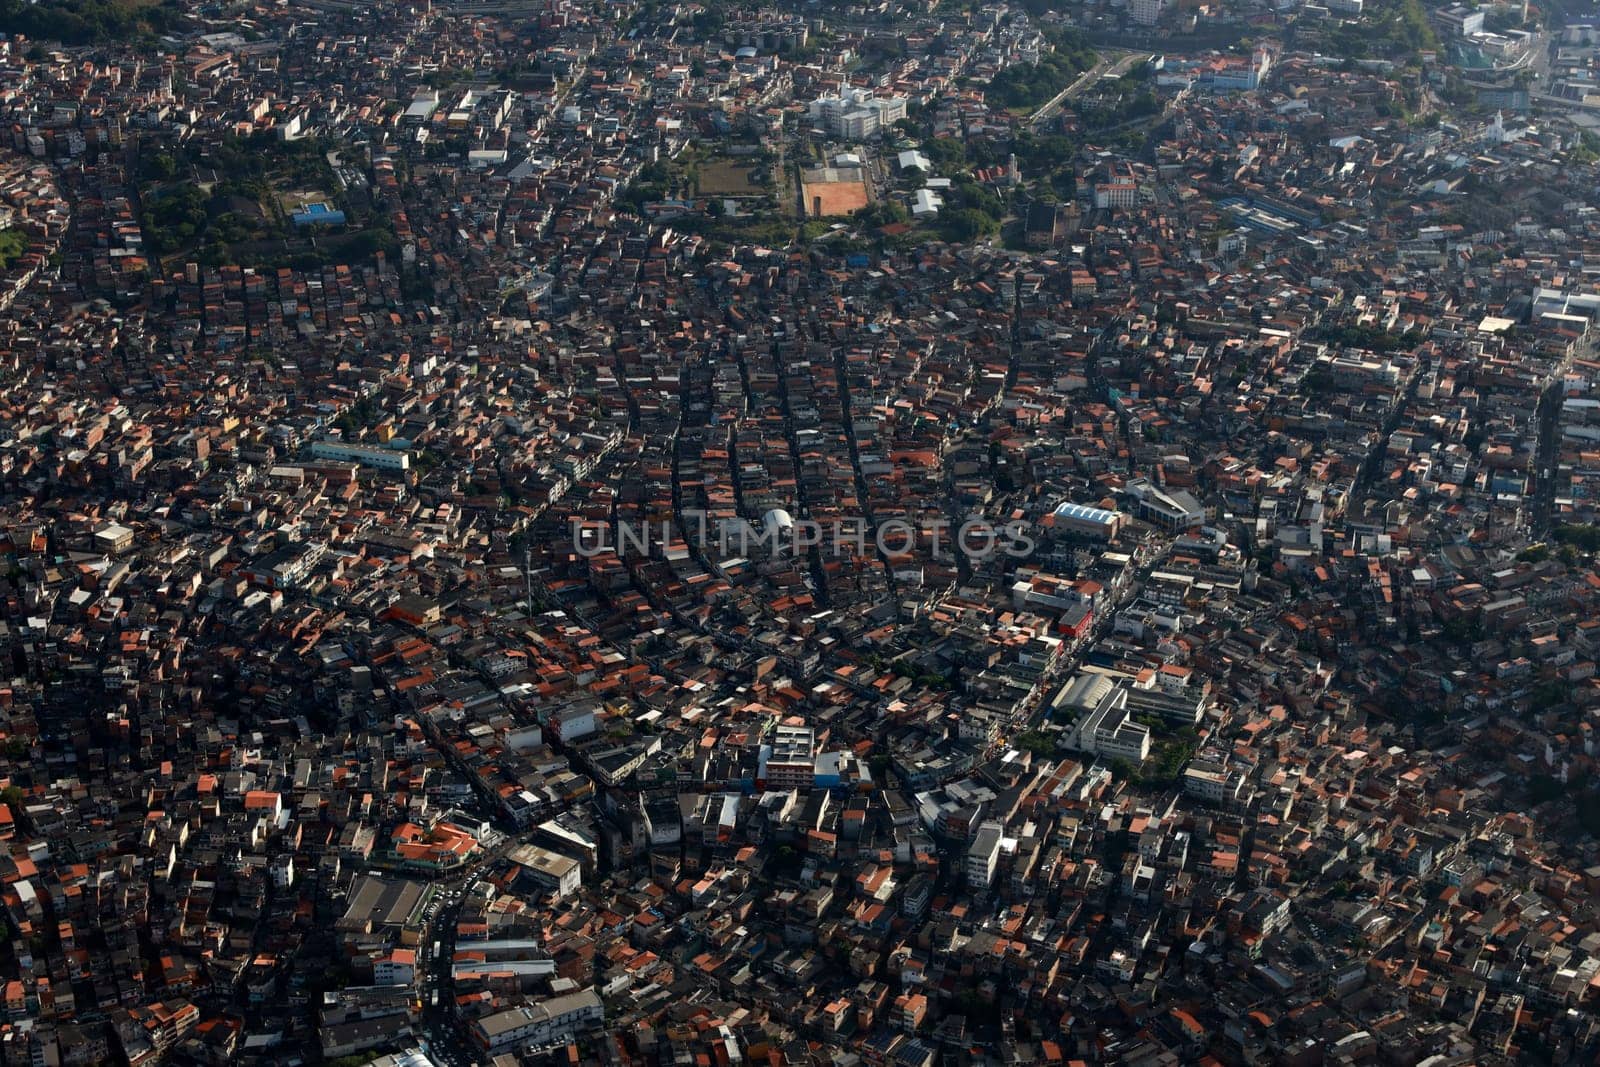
[802,179,869,217]
[277,188,329,214]
[698,161,768,197]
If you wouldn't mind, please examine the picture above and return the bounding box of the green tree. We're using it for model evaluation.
[938,208,997,243]
[855,200,909,228]
[923,136,969,175]
[1528,774,1564,804]
[141,151,178,182]
[142,183,210,256]
[0,0,182,45]
[987,42,1096,111]
[0,228,27,269]
[1013,731,1056,756]
[1555,524,1600,551]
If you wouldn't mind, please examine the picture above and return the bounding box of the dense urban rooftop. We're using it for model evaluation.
[0,0,1597,1064]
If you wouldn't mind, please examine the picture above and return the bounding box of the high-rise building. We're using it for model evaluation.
[1130,0,1163,27]
[966,820,1004,889]
[807,86,908,140]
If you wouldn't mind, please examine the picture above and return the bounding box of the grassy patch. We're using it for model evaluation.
[668,213,799,249]
[698,160,771,197]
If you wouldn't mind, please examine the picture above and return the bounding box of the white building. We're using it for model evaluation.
[1124,477,1204,530]
[1204,47,1272,91]
[763,723,817,789]
[94,523,135,554]
[1052,501,1122,540]
[472,988,604,1052]
[373,949,417,986]
[912,188,943,217]
[1094,181,1139,210]
[403,92,441,125]
[1183,761,1244,805]
[1052,673,1151,762]
[808,86,908,140]
[508,844,583,898]
[1434,3,1485,36]
[1078,694,1151,761]
[897,149,931,172]
[1130,0,1163,26]
[546,701,598,743]
[966,820,1004,889]
[310,440,411,472]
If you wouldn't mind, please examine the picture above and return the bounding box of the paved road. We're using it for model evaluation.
[1028,52,1151,130]
[1531,348,1580,536]
[416,834,519,1067]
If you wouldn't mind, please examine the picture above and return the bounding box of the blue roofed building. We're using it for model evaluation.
[291,202,346,227]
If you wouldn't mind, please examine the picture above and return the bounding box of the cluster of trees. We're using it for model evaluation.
[205,209,275,248]
[1012,730,1057,756]
[1109,728,1200,786]
[1009,132,1071,173]
[902,128,1020,181]
[141,134,368,262]
[1583,790,1600,837]
[1324,0,1437,60]
[0,228,28,270]
[1311,322,1422,352]
[1011,132,1075,199]
[1518,541,1583,566]
[935,176,1005,242]
[0,0,179,45]
[143,134,334,196]
[938,207,998,243]
[142,184,210,256]
[1571,132,1600,165]
[141,133,350,255]
[863,652,955,690]
[690,7,724,34]
[138,151,181,184]
[1146,735,1199,784]
[668,212,798,251]
[229,224,397,273]
[1554,524,1600,551]
[1043,24,1098,62]
[943,177,1004,217]
[203,132,333,190]
[853,200,910,229]
[1528,771,1600,838]
[988,45,1095,111]
[1011,132,1078,200]
[619,159,693,213]
[919,135,971,176]
[144,192,393,270]
[142,183,281,258]
[1081,88,1161,131]
[333,226,401,262]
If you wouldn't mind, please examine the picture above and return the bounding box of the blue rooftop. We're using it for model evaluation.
[291,202,346,227]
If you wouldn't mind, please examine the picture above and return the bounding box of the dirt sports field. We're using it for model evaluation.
[803,178,869,216]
